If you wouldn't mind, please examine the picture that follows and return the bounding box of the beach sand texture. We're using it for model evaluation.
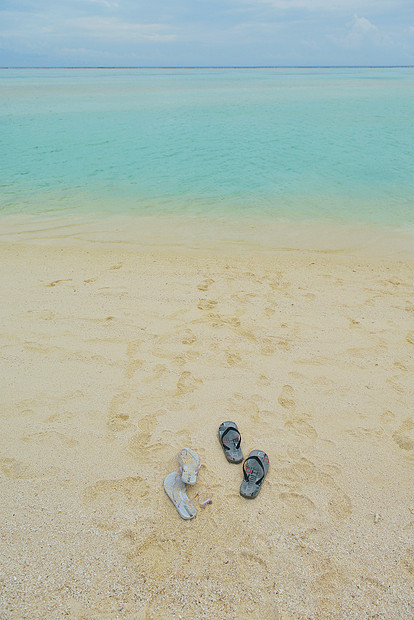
[1,238,413,619]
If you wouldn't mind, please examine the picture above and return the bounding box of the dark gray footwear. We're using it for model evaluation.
[240,450,269,499]
[218,421,243,463]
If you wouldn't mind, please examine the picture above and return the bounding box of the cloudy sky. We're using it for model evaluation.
[1,0,413,67]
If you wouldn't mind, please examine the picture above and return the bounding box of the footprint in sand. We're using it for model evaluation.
[394,361,408,372]
[285,417,318,440]
[260,338,275,356]
[280,390,316,432]
[84,475,149,503]
[345,427,383,440]
[387,373,406,394]
[197,299,218,311]
[128,412,169,460]
[107,391,132,432]
[22,430,78,448]
[265,275,282,290]
[176,371,203,395]
[181,329,197,345]
[45,279,72,287]
[129,428,187,464]
[108,413,130,432]
[135,412,156,434]
[278,457,318,485]
[327,489,353,520]
[278,385,296,411]
[174,352,199,367]
[392,417,414,451]
[317,471,353,519]
[231,292,257,305]
[386,276,404,287]
[225,351,242,367]
[197,277,214,292]
[257,374,271,386]
[209,313,241,329]
[0,456,28,479]
[277,337,292,352]
[406,332,414,346]
[380,410,395,424]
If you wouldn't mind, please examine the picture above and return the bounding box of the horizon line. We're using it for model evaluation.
[1,65,414,70]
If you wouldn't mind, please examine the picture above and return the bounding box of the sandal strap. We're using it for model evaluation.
[220,426,241,450]
[243,456,265,485]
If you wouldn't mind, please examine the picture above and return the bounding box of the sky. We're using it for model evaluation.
[0,0,413,67]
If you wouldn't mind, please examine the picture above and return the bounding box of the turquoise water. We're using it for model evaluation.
[1,67,414,227]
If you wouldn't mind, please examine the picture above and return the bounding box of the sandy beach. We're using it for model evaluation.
[1,218,413,619]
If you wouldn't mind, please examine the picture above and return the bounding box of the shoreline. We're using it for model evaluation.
[1,226,413,618]
[1,211,414,259]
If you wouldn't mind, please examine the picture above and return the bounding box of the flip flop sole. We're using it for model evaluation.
[218,421,243,463]
[164,472,197,520]
[178,447,200,485]
[240,450,269,499]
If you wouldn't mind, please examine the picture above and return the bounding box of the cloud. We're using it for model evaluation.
[88,0,119,9]
[343,14,384,48]
[0,8,177,47]
[87,0,120,7]
[250,0,404,9]
[1,0,413,66]
[66,16,177,42]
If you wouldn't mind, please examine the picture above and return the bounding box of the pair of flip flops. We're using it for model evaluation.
[218,421,269,499]
[164,448,200,520]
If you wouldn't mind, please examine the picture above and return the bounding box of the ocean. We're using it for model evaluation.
[1,67,414,231]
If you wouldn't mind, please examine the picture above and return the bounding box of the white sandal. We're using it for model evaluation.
[164,472,197,520]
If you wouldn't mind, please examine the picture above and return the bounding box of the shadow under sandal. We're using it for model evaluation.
[240,450,269,499]
[218,421,243,463]
[164,472,197,520]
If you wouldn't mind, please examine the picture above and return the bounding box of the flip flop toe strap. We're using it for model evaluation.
[243,456,265,486]
[220,426,241,450]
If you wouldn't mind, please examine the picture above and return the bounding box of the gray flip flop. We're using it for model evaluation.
[240,450,269,499]
[164,472,197,520]
[178,447,200,485]
[218,421,243,463]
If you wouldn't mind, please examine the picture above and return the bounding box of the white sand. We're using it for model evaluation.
[0,217,413,619]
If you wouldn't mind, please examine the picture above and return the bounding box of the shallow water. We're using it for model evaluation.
[1,67,414,228]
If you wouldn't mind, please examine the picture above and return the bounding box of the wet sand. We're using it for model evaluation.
[0,217,413,619]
